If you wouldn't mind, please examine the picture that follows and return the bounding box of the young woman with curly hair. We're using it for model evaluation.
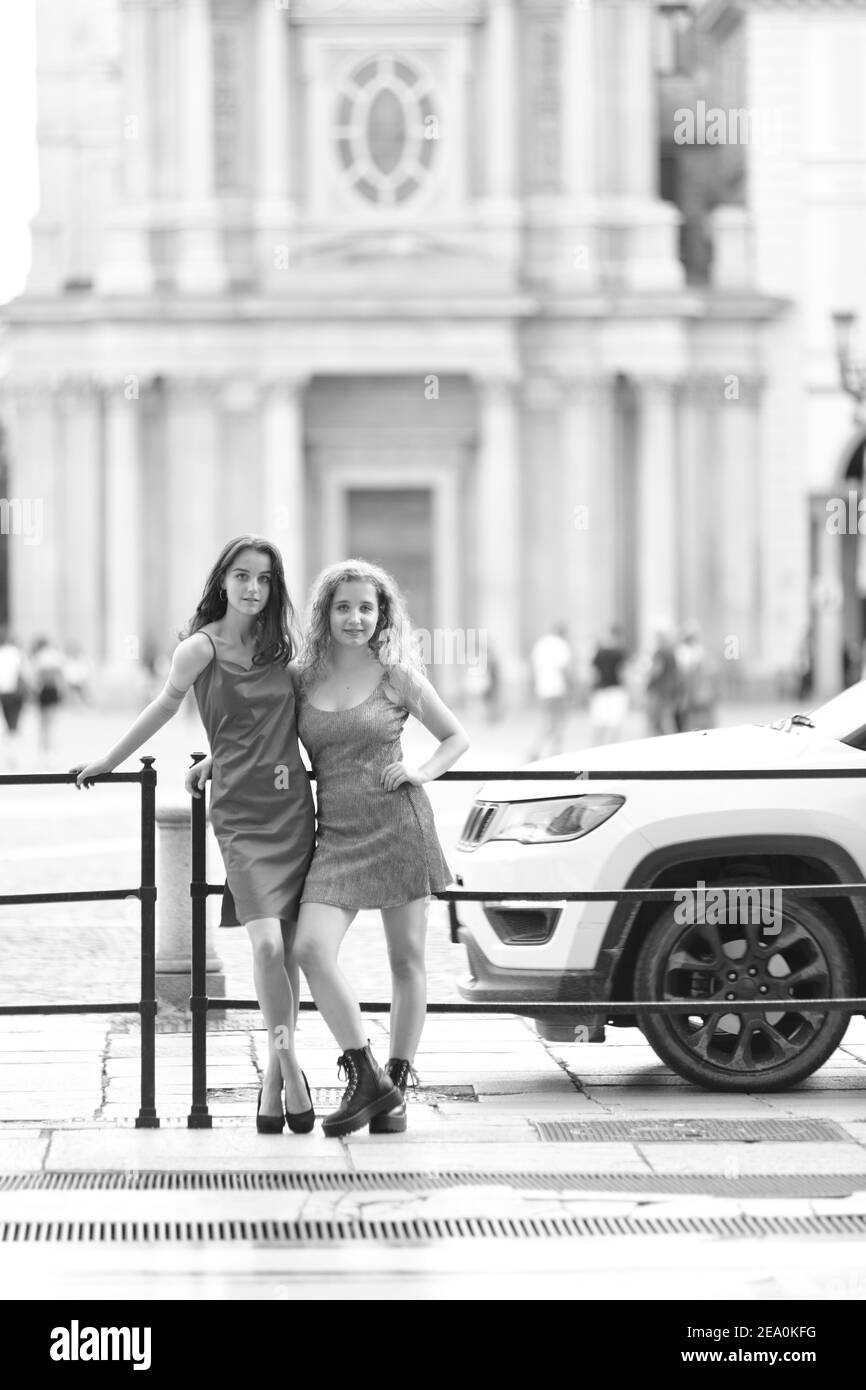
[291,559,469,1137]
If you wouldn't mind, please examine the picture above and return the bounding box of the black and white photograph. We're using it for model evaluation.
[0,0,865,1344]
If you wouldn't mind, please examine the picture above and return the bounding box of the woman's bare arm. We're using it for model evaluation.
[70,634,213,788]
[381,668,470,790]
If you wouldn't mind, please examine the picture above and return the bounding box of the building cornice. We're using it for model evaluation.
[0,287,790,326]
[288,0,485,23]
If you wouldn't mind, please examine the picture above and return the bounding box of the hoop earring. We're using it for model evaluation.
[219,589,226,601]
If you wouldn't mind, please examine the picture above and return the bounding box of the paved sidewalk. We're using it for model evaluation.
[3,1014,866,1299]
[3,1012,866,1178]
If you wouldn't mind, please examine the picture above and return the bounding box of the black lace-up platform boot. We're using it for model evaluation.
[368,1058,419,1134]
[321,1044,402,1138]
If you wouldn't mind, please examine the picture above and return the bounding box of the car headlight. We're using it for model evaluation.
[488,795,624,845]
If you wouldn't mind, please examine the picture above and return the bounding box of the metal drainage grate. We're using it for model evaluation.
[307,1085,475,1107]
[2,1170,866,1198]
[534,1118,851,1144]
[212,1085,477,1107]
[3,1212,866,1242]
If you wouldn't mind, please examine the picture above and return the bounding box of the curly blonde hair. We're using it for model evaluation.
[297,559,426,698]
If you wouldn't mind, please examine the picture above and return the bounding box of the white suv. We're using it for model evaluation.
[451,684,866,1091]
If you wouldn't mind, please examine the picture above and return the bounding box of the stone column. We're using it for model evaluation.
[176,0,225,292]
[219,378,261,540]
[521,375,562,634]
[560,376,604,657]
[58,380,102,662]
[479,0,521,270]
[677,376,713,631]
[617,0,657,202]
[558,0,599,289]
[485,0,518,203]
[594,0,682,290]
[476,376,522,701]
[521,0,570,284]
[164,379,220,624]
[256,0,295,290]
[718,377,763,678]
[562,0,594,203]
[155,796,224,1014]
[99,0,155,294]
[103,385,144,682]
[635,377,679,652]
[27,5,68,293]
[4,384,60,641]
[812,493,845,699]
[260,378,307,608]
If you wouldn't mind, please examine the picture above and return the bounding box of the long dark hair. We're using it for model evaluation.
[182,536,297,667]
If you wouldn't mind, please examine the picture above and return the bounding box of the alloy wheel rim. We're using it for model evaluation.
[658,913,832,1074]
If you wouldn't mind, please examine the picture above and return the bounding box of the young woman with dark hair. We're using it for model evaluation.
[70,536,316,1134]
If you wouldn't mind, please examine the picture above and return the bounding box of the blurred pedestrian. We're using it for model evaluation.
[30,636,66,755]
[843,639,860,690]
[0,628,28,768]
[590,624,629,745]
[675,620,718,731]
[645,625,681,736]
[795,627,813,700]
[483,642,501,723]
[64,645,91,703]
[530,622,573,758]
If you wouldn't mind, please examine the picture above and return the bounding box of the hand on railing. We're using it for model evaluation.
[186,754,212,799]
[69,756,113,790]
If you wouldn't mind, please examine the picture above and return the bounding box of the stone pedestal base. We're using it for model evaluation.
[156,971,226,1023]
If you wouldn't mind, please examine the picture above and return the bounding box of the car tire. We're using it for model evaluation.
[633,882,855,1092]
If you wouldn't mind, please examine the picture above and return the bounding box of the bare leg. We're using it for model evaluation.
[282,920,301,1031]
[261,919,302,1097]
[294,903,366,1051]
[381,898,429,1062]
[245,916,308,1115]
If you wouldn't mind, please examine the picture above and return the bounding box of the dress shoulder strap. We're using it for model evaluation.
[192,631,219,680]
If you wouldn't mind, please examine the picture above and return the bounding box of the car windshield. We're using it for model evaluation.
[770,679,866,746]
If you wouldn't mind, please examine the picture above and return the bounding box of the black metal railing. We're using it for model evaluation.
[0,757,158,1127]
[186,755,866,1127]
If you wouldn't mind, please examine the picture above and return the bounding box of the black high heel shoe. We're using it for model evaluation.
[256,1086,286,1135]
[285,1071,316,1135]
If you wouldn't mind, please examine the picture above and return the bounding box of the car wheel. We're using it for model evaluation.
[633,885,855,1091]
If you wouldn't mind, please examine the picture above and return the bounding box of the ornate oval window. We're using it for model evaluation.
[335,55,437,206]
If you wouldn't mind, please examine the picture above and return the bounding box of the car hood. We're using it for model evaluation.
[474,723,866,802]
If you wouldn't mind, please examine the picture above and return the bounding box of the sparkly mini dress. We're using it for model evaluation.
[296,674,452,910]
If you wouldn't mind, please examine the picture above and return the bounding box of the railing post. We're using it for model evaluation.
[136,755,159,1128]
[188,752,212,1128]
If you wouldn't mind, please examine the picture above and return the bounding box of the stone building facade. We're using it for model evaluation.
[1,0,861,702]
